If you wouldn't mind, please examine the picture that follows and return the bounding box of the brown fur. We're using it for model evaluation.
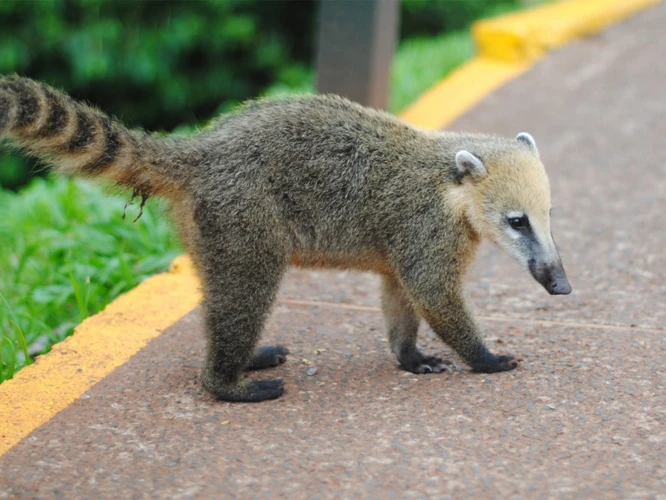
[0,75,569,402]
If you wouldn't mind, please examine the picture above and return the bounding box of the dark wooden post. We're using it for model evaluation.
[315,0,399,109]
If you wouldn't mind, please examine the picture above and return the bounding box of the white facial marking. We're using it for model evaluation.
[538,231,560,264]
[505,211,525,240]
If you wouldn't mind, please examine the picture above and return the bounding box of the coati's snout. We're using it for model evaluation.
[453,132,572,296]
[528,258,572,295]
[506,209,572,296]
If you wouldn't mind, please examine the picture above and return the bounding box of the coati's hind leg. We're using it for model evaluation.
[381,275,458,374]
[197,228,290,403]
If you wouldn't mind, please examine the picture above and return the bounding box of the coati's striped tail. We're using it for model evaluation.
[0,75,194,196]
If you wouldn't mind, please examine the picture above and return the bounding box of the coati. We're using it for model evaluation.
[0,75,571,402]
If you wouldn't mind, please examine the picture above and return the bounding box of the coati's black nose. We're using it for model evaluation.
[548,278,572,295]
[531,260,572,296]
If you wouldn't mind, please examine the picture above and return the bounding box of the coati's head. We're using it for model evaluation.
[451,132,571,295]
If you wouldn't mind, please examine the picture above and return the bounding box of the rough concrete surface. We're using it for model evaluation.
[2,4,666,498]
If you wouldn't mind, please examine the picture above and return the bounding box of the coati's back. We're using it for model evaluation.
[194,93,438,259]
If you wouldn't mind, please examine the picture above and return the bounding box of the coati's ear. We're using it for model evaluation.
[455,150,487,179]
[516,132,539,157]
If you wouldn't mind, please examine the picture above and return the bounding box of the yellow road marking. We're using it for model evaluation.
[400,57,531,131]
[473,0,663,63]
[0,0,660,458]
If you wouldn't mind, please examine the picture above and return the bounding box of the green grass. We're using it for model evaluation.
[0,177,182,381]
[390,31,475,113]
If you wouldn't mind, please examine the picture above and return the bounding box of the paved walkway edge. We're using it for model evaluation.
[401,0,662,130]
[0,0,659,459]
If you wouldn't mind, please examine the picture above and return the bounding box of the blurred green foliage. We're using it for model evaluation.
[0,0,315,129]
[0,0,317,188]
[0,0,522,189]
[400,0,521,37]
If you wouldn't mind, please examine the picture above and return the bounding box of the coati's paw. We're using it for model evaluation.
[398,348,460,374]
[202,375,285,403]
[247,345,289,370]
[240,379,285,402]
[471,353,520,373]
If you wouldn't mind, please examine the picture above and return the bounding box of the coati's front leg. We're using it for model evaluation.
[197,230,290,403]
[392,258,518,373]
[381,275,458,374]
[417,292,519,373]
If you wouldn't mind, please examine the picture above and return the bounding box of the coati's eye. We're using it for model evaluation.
[508,216,528,230]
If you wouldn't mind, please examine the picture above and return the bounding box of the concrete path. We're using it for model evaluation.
[2,4,666,498]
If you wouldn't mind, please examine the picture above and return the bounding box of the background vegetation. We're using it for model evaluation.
[1,0,532,381]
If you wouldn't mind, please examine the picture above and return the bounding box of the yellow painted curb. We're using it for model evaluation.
[400,57,531,131]
[474,0,663,63]
[401,0,662,131]
[0,0,661,459]
[0,256,202,456]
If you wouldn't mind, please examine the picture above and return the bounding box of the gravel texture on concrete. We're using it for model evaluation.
[2,4,666,497]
